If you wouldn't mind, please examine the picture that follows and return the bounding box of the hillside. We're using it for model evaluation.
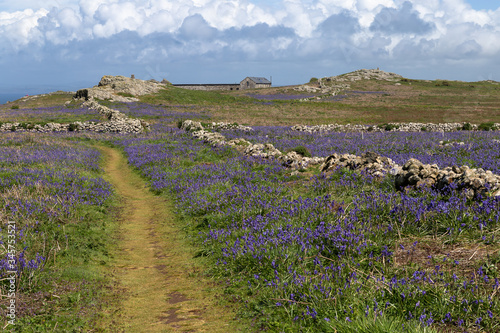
[1,69,500,126]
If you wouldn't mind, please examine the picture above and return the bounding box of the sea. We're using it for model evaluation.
[0,93,26,105]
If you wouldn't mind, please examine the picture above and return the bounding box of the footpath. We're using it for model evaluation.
[98,145,238,332]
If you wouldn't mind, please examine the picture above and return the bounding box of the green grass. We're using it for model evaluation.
[140,86,254,105]
[0,138,119,331]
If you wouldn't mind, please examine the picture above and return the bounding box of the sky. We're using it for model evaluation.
[1,0,500,95]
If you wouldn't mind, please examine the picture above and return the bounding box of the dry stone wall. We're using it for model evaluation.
[180,120,324,169]
[181,120,500,199]
[292,122,500,133]
[0,98,149,133]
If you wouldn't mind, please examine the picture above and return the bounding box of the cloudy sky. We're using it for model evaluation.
[1,0,499,95]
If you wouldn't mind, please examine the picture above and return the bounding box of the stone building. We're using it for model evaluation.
[240,77,272,89]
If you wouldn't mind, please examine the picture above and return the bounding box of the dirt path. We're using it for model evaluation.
[98,145,239,332]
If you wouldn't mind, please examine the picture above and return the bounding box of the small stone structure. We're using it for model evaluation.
[240,77,272,89]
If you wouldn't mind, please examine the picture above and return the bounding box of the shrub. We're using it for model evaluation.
[461,123,473,131]
[435,80,450,87]
[68,123,79,132]
[11,105,19,109]
[478,122,497,131]
[381,123,399,131]
[177,120,183,129]
[289,146,312,157]
[420,126,427,132]
[309,77,319,83]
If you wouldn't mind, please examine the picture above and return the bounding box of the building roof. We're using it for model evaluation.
[247,77,271,84]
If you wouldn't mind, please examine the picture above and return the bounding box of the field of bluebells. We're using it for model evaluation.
[1,98,499,331]
[114,119,500,332]
[0,133,113,329]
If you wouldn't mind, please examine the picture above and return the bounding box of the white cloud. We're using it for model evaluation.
[0,8,48,49]
[1,0,500,87]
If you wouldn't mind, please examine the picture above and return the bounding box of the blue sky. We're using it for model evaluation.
[468,0,500,10]
[1,0,499,96]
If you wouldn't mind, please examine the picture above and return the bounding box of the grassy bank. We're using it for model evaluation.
[0,134,118,331]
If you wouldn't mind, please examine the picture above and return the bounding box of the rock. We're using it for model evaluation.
[74,89,89,100]
[181,120,204,132]
[75,75,169,103]
[408,175,421,185]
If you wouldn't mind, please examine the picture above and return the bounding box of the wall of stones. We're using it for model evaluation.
[292,122,500,133]
[0,98,149,133]
[181,119,500,199]
[173,84,241,91]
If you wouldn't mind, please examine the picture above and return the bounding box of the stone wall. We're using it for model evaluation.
[0,98,149,133]
[180,120,324,170]
[181,119,500,199]
[292,122,500,133]
[173,84,241,91]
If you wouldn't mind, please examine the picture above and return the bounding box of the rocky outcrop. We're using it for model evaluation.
[292,69,399,101]
[322,69,403,83]
[74,75,168,103]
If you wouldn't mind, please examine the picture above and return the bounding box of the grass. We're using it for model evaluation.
[134,76,500,126]
[2,71,500,332]
[0,137,119,331]
[120,129,500,332]
[140,86,253,105]
[0,92,74,109]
